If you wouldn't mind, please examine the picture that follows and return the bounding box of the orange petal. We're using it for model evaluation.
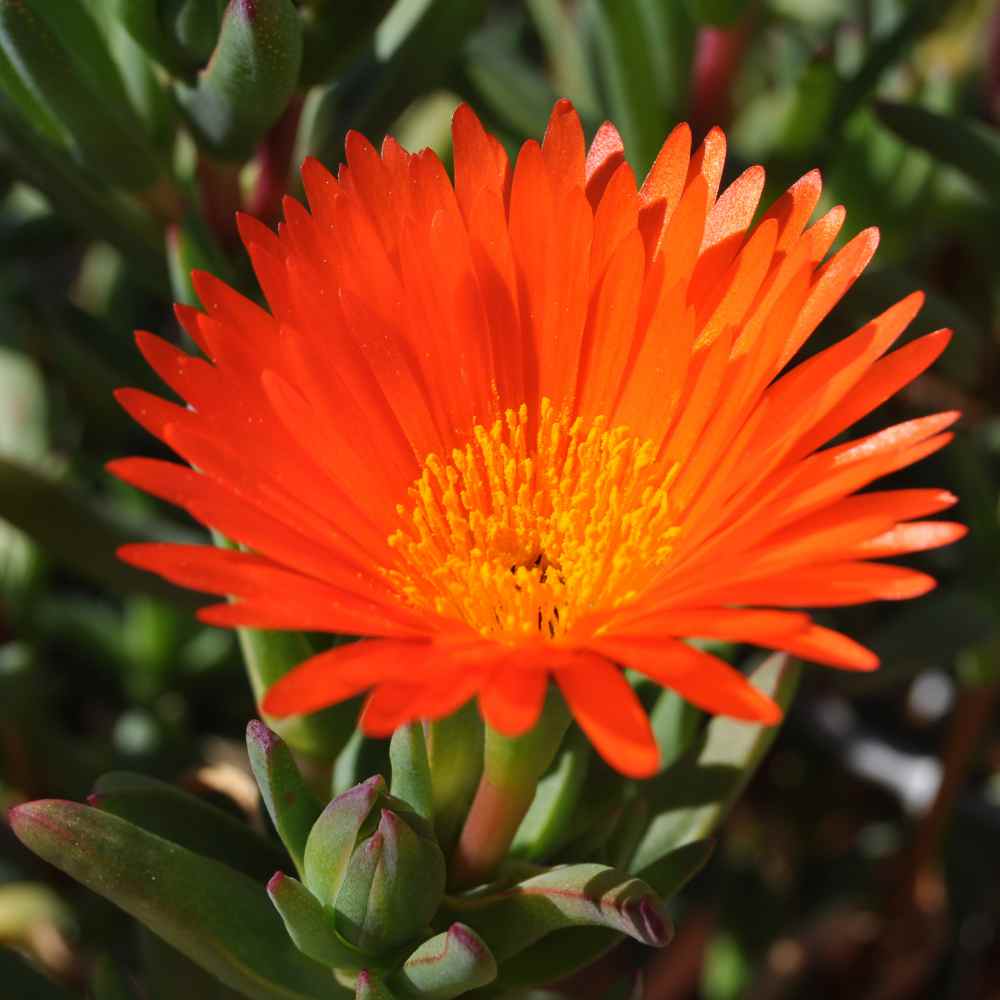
[556,655,660,778]
[591,636,782,725]
[765,624,878,671]
[479,667,548,737]
[264,639,424,717]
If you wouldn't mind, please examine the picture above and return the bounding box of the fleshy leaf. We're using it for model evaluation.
[267,871,367,972]
[389,923,497,998]
[874,100,1000,201]
[307,0,487,166]
[9,800,339,1000]
[441,863,671,962]
[390,722,433,824]
[426,702,483,853]
[89,770,285,881]
[174,0,303,161]
[588,0,681,172]
[685,0,752,25]
[0,455,197,605]
[355,971,397,999]
[648,688,701,773]
[510,729,590,861]
[487,840,711,992]
[333,809,446,955]
[246,720,322,874]
[631,653,800,873]
[304,775,384,909]
[299,0,393,85]
[0,0,164,192]
[0,91,168,291]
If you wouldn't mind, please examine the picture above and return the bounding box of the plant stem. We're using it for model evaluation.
[248,94,304,224]
[450,688,570,889]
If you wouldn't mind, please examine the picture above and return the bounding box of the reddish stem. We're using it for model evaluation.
[248,94,304,224]
[689,13,755,139]
[197,155,243,250]
[449,776,535,890]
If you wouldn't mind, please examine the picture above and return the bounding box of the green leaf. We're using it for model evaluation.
[139,928,268,1000]
[333,808,446,954]
[462,20,560,140]
[175,0,302,161]
[0,0,165,191]
[112,0,199,77]
[636,839,714,900]
[247,720,323,874]
[685,0,751,26]
[874,100,1000,202]
[356,971,397,999]
[299,0,394,86]
[167,214,234,307]
[0,345,46,615]
[334,728,392,798]
[267,871,368,972]
[0,29,64,142]
[0,947,74,999]
[525,0,599,118]
[485,840,711,993]
[89,770,286,881]
[307,0,487,165]
[304,776,385,909]
[585,0,691,173]
[830,0,948,132]
[390,924,497,998]
[390,722,434,824]
[9,800,342,1000]
[166,0,226,65]
[0,455,199,605]
[510,729,590,862]
[426,701,482,854]
[0,90,168,292]
[648,689,700,774]
[631,653,799,873]
[441,863,671,962]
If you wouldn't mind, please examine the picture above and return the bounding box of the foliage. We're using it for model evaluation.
[1,1,999,997]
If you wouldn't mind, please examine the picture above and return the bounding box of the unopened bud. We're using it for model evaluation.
[303,777,446,956]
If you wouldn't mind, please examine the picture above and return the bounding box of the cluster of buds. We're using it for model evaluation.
[10,655,796,997]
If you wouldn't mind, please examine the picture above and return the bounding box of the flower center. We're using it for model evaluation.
[386,399,680,642]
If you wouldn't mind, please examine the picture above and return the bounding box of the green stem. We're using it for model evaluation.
[450,687,570,889]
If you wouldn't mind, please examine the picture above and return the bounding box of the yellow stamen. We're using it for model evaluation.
[386,398,679,642]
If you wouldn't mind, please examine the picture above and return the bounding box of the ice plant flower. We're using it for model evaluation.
[111,100,965,778]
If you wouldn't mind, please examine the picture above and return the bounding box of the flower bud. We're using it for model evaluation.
[303,776,446,957]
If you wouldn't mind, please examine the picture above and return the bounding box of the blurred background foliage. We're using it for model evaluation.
[0,0,998,997]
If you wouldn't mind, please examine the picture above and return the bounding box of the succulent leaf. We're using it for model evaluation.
[390,923,497,999]
[9,800,341,999]
[441,863,672,962]
[389,722,434,824]
[267,871,368,972]
[174,0,302,161]
[90,770,286,880]
[246,720,323,874]
[304,775,385,909]
[631,653,799,872]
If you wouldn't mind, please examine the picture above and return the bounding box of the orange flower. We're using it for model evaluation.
[111,101,965,778]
